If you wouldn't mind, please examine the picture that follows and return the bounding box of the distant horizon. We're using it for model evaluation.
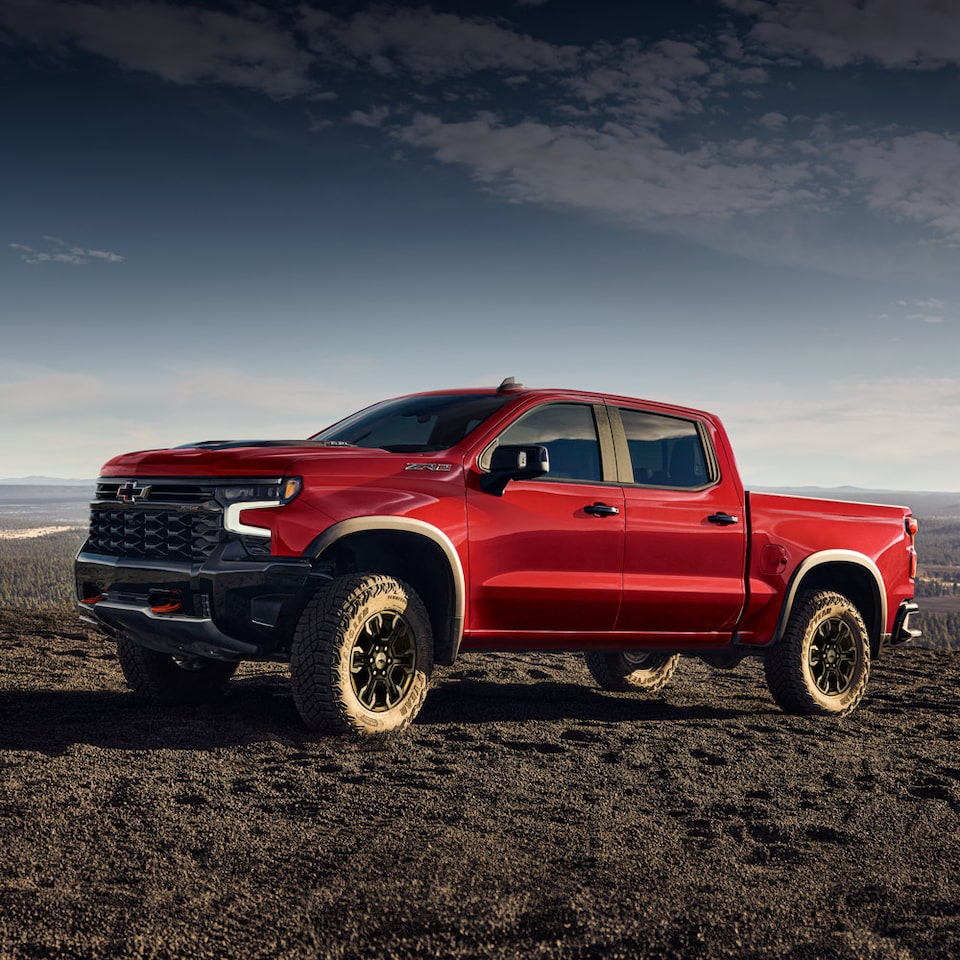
[2,475,959,497]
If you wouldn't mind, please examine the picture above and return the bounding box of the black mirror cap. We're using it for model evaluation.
[481,444,549,496]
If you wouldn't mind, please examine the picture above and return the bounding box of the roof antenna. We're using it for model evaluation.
[497,376,523,392]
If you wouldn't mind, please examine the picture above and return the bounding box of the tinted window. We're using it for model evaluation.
[312,393,514,453]
[619,409,710,487]
[487,403,602,482]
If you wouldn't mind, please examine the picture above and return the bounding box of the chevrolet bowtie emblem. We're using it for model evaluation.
[116,482,151,503]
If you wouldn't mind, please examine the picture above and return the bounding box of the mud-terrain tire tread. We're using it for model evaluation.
[290,573,433,736]
[764,589,870,717]
[116,634,238,702]
[583,650,680,693]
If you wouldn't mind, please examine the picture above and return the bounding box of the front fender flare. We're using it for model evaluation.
[306,516,466,663]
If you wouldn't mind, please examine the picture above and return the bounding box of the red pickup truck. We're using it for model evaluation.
[76,379,920,735]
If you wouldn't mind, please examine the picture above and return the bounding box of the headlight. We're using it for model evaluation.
[217,478,302,505]
[219,478,302,539]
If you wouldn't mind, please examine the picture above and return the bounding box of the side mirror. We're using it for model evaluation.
[480,444,550,496]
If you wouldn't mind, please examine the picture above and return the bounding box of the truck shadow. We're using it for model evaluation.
[420,678,756,725]
[0,674,759,754]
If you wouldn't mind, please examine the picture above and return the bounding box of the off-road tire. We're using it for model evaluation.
[584,650,680,693]
[764,590,871,717]
[116,633,238,702]
[290,574,433,736]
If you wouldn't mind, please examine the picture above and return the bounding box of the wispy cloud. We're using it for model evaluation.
[0,0,314,98]
[10,236,124,265]
[722,0,960,69]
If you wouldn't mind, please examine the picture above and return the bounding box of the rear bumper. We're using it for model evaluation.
[75,546,315,661]
[889,599,921,646]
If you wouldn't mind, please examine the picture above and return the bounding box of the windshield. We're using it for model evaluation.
[311,393,515,453]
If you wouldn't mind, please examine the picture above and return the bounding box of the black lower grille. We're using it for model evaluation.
[88,506,223,561]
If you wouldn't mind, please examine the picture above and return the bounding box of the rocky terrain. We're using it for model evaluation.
[0,606,958,959]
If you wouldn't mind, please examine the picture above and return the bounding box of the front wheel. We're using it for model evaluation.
[764,590,870,716]
[290,574,433,736]
[584,650,680,693]
[116,634,238,701]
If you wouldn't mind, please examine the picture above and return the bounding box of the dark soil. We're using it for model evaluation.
[1,607,958,959]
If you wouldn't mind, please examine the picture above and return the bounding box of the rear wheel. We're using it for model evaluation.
[764,590,870,716]
[584,650,680,693]
[290,574,433,736]
[116,634,238,701]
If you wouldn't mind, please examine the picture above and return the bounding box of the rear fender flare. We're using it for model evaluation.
[773,549,886,651]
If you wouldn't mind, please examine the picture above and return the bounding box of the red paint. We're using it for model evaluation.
[89,386,917,655]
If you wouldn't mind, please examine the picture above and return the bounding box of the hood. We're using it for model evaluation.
[100,440,377,478]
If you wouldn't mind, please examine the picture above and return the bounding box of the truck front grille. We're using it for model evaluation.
[87,506,223,562]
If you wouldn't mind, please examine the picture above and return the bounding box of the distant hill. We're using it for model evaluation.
[752,487,960,519]
[0,477,94,486]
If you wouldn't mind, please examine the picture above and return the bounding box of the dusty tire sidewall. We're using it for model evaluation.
[329,578,433,735]
[798,599,870,714]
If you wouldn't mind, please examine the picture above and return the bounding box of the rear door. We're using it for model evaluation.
[465,401,625,634]
[611,405,746,637]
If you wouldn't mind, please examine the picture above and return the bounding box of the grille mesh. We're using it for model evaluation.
[87,506,223,561]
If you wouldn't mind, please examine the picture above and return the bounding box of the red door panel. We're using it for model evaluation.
[466,480,625,633]
[617,486,746,634]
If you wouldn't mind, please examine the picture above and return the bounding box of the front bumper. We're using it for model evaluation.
[76,545,315,661]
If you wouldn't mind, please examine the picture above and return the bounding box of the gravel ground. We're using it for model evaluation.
[0,607,958,960]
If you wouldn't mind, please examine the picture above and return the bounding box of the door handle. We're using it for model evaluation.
[584,503,620,517]
[707,512,739,526]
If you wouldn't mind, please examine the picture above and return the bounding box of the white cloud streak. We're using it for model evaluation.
[10,237,124,265]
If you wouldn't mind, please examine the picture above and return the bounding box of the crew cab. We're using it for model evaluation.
[76,379,920,735]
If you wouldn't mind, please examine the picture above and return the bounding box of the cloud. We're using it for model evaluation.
[839,132,960,242]
[301,6,578,78]
[757,111,788,130]
[722,0,960,69]
[10,237,124,265]
[395,111,819,222]
[349,104,391,128]
[0,0,314,98]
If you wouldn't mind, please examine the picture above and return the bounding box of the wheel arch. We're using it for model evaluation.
[305,517,465,666]
[774,550,886,658]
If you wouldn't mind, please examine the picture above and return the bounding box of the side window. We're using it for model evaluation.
[484,403,603,483]
[619,408,711,488]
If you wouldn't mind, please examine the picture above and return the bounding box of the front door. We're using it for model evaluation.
[465,402,625,635]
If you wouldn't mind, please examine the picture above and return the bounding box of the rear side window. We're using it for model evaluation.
[484,403,603,483]
[618,408,711,488]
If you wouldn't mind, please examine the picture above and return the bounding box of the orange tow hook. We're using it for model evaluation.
[151,601,182,614]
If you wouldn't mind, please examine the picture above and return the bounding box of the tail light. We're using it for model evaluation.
[906,515,918,579]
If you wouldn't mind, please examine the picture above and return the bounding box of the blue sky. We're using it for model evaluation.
[2,0,959,489]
